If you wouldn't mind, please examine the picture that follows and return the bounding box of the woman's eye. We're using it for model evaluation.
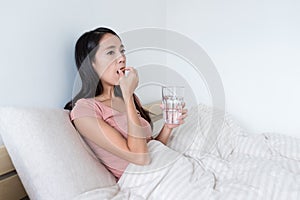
[121,49,126,54]
[107,51,115,55]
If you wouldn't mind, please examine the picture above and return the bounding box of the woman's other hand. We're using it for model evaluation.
[154,103,188,145]
[160,103,188,130]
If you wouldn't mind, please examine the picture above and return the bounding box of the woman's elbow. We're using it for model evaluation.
[133,154,151,166]
[143,154,151,165]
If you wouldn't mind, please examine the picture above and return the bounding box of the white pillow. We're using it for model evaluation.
[0,107,118,200]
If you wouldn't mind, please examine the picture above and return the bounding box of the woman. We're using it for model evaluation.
[64,27,187,180]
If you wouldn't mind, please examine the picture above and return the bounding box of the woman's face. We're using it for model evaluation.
[92,33,126,86]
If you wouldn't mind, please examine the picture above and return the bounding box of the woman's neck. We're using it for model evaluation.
[96,85,116,101]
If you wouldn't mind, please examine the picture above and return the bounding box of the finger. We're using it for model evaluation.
[182,109,188,114]
[118,66,125,75]
[124,67,138,78]
[124,66,134,72]
[180,120,185,124]
[117,70,125,84]
[178,114,187,120]
[119,66,126,73]
[182,102,186,108]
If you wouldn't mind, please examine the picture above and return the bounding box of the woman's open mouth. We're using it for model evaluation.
[117,66,126,75]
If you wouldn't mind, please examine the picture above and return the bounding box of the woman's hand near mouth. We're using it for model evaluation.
[118,67,138,101]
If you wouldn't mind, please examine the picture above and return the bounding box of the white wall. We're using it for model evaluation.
[0,0,167,145]
[166,0,300,138]
[0,0,166,108]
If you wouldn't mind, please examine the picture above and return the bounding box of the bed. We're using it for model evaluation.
[0,145,28,199]
[0,102,299,199]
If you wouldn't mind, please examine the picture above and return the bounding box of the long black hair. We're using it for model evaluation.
[64,27,152,128]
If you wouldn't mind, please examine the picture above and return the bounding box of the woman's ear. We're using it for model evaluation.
[91,59,100,76]
[91,59,96,70]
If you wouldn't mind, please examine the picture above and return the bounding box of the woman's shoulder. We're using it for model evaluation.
[76,97,93,104]
[70,98,106,120]
[75,97,102,107]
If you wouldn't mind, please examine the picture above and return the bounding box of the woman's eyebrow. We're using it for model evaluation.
[105,45,116,50]
[104,44,125,50]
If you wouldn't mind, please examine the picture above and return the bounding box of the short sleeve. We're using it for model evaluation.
[70,98,103,121]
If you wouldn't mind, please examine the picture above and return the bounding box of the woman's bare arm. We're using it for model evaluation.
[155,107,188,145]
[155,125,173,145]
[73,96,150,165]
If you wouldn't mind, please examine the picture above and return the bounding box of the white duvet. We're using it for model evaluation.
[78,104,300,200]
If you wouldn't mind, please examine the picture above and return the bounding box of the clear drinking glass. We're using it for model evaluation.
[162,86,185,124]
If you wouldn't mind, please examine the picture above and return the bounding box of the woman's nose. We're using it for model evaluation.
[117,53,126,63]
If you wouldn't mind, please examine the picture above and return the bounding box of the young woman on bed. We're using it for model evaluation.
[64,27,188,181]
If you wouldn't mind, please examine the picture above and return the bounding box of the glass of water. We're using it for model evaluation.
[162,86,185,124]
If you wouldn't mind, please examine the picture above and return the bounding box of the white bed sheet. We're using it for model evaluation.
[109,104,300,200]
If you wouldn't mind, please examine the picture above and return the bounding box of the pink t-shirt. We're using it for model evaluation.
[70,98,152,180]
